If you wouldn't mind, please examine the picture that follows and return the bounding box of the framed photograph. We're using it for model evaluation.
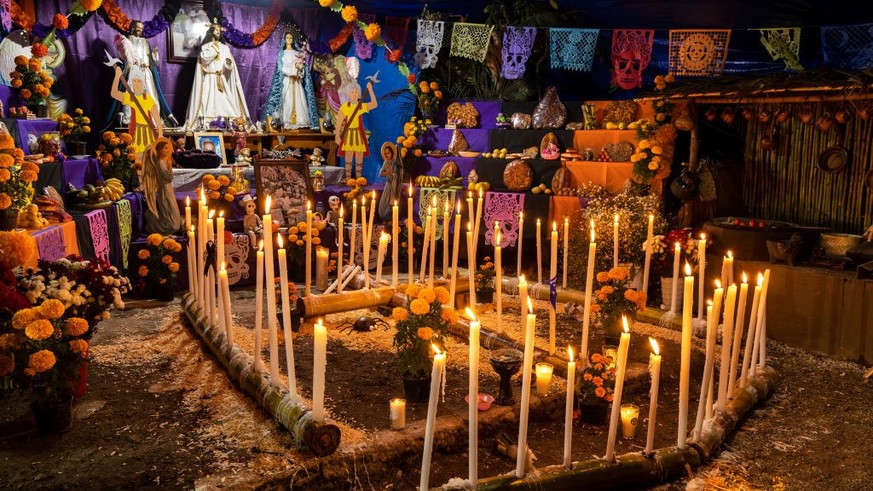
[167,1,210,63]
[193,131,227,165]
[254,158,313,228]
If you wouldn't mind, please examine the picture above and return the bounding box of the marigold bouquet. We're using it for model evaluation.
[392,284,458,379]
[57,108,91,142]
[8,56,53,107]
[341,176,369,214]
[96,131,136,187]
[199,173,240,209]
[0,132,37,212]
[629,118,677,184]
[284,219,327,269]
[575,352,616,403]
[273,277,299,306]
[475,256,497,291]
[395,116,428,161]
[592,266,646,339]
[137,234,182,289]
[416,80,443,121]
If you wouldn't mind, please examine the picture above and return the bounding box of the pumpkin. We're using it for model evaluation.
[440,160,460,179]
[551,167,571,191]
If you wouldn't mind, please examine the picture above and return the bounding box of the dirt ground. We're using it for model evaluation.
[1,285,872,490]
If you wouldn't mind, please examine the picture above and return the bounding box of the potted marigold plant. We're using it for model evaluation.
[57,108,91,156]
[416,80,443,122]
[96,131,137,189]
[0,132,38,231]
[592,266,646,344]
[391,284,458,403]
[199,173,240,215]
[574,352,616,425]
[475,256,497,303]
[137,234,182,301]
[8,55,53,117]
[273,277,301,332]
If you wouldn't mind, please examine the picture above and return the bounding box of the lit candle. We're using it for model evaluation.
[642,213,654,295]
[217,211,225,273]
[306,201,313,296]
[613,213,620,269]
[535,362,553,396]
[376,232,390,284]
[361,197,370,290]
[392,201,399,287]
[669,242,681,314]
[368,190,377,249]
[740,273,764,383]
[219,262,233,346]
[263,196,280,382]
[312,318,327,422]
[277,234,297,395]
[206,211,216,325]
[536,218,542,284]
[694,299,717,439]
[697,234,707,321]
[721,250,734,287]
[428,196,437,287]
[197,191,207,310]
[495,227,503,329]
[562,346,576,468]
[350,199,358,270]
[316,246,329,291]
[449,201,461,308]
[581,221,596,361]
[678,262,694,449]
[466,222,475,314]
[562,216,569,288]
[516,298,536,478]
[337,206,345,294]
[390,398,406,430]
[728,274,750,391]
[519,274,528,321]
[408,183,414,285]
[467,308,480,484]
[443,200,450,278]
[549,221,558,355]
[517,211,524,275]
[419,203,432,284]
[706,281,725,420]
[466,191,474,254]
[420,344,446,490]
[717,282,738,411]
[474,188,483,259]
[645,338,661,454]
[253,241,264,371]
[185,196,192,233]
[605,317,631,461]
[187,226,196,296]
[620,404,640,439]
[751,269,771,375]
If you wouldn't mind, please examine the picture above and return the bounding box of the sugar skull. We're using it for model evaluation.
[611,30,654,90]
[415,19,444,69]
[502,27,536,80]
[224,234,251,285]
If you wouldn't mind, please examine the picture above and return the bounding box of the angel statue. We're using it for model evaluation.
[261,31,319,130]
[185,19,251,129]
[142,137,182,235]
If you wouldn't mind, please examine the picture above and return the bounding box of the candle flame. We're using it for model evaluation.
[757,272,764,286]
[466,307,476,321]
[553,221,557,232]
[590,225,595,243]
[564,216,569,224]
[372,190,376,199]
[219,210,224,218]
[221,261,226,271]
[742,272,748,283]
[259,240,263,251]
[707,299,713,306]
[432,344,442,356]
[307,200,311,210]
[409,182,413,197]
[649,337,660,355]
[496,230,501,244]
[614,213,619,223]
[685,262,692,276]
[675,242,681,250]
[468,191,473,199]
[519,274,526,284]
[340,205,344,216]
[278,234,284,248]
[727,250,733,259]
[318,317,324,326]
[478,188,483,198]
[715,279,722,289]
[537,218,541,225]
[394,200,398,206]
[208,209,215,219]
[622,315,629,333]
[381,231,391,241]
[568,346,575,360]
[265,195,271,214]
[519,210,523,219]
[186,196,190,206]
[527,297,534,312]
[467,222,472,231]
[200,188,206,202]
[190,225,195,233]
[432,195,437,206]
[444,200,450,212]
[700,233,706,240]
[457,200,461,213]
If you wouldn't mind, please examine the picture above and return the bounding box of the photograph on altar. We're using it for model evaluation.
[193,131,227,165]
[168,2,211,63]
[254,159,312,228]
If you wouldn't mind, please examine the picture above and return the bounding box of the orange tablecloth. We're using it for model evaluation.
[549,196,583,224]
[564,160,634,194]
[26,221,80,268]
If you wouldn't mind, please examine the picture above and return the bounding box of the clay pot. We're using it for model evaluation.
[798,105,814,124]
[760,136,773,152]
[758,109,772,123]
[776,107,791,123]
[742,107,755,120]
[720,106,736,125]
[835,107,853,124]
[816,112,833,132]
[674,114,695,131]
[705,106,718,122]
[858,103,872,121]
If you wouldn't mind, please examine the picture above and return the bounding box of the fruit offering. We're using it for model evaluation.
[482,147,509,159]
[594,147,612,162]
[101,178,126,201]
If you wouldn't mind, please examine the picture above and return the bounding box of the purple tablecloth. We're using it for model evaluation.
[1,118,59,155]
[425,128,491,152]
[63,157,103,189]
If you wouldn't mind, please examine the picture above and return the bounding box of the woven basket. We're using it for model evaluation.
[820,233,864,257]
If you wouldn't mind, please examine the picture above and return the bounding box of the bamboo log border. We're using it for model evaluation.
[180,293,341,457]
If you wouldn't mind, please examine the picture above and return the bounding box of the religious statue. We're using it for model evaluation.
[142,137,181,235]
[184,19,251,130]
[110,64,162,154]
[262,31,319,130]
[335,68,379,180]
[378,141,403,221]
[313,56,343,131]
[106,21,178,130]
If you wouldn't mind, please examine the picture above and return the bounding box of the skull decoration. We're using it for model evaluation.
[326,195,341,227]
[416,19,445,69]
[502,27,537,80]
[224,234,251,285]
[611,30,654,90]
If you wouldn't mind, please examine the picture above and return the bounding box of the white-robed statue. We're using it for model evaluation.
[261,31,319,130]
[185,20,250,129]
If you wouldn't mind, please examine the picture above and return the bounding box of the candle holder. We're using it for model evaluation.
[620,403,640,439]
[535,362,554,396]
[489,348,523,406]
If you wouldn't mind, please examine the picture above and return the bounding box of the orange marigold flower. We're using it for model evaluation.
[25,319,54,340]
[601,285,614,295]
[12,309,37,329]
[417,327,434,340]
[31,42,48,58]
[340,5,357,23]
[138,265,148,277]
[146,233,163,246]
[364,23,381,41]
[595,386,606,398]
[162,254,173,264]
[583,373,593,381]
[64,317,90,337]
[207,179,221,191]
[168,262,180,273]
[69,339,89,356]
[28,349,56,373]
[434,286,450,305]
[596,272,610,283]
[138,249,150,260]
[409,298,430,316]
[0,193,11,210]
[591,353,603,363]
[20,170,38,183]
[39,299,65,319]
[417,287,436,304]
[406,284,421,299]
[392,307,409,321]
[592,376,603,387]
[624,289,639,302]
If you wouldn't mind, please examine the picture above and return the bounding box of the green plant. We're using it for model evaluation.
[391,284,458,379]
[0,133,37,212]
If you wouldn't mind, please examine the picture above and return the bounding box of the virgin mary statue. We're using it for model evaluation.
[262,31,319,130]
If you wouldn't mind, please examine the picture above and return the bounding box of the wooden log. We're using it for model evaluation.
[298,286,397,318]
[180,293,341,456]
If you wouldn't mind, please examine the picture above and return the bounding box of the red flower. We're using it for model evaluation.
[53,13,69,30]
[31,42,48,58]
[387,49,402,63]
[407,74,416,84]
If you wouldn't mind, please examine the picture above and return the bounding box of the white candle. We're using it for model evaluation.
[516,298,536,478]
[420,345,446,490]
[563,346,576,468]
[277,235,297,395]
[728,274,749,391]
[312,318,327,422]
[581,221,596,362]
[466,222,475,314]
[721,250,734,287]
[390,398,406,430]
[645,338,661,454]
[217,211,225,275]
[642,214,654,295]
[694,300,717,439]
[197,192,207,310]
[187,226,196,296]
[495,228,503,330]
[253,241,264,371]
[535,362,553,396]
[316,246,329,291]
[519,274,528,320]
[263,196,280,382]
[351,200,358,270]
[428,196,438,287]
[741,274,764,383]
[466,191,474,260]
[337,206,345,294]
[449,201,461,308]
[368,190,377,252]
[751,269,771,374]
[392,201,399,287]
[467,308,480,485]
[562,216,569,289]
[206,212,216,325]
[305,201,312,296]
[474,188,483,259]
[219,262,233,346]
[549,221,558,355]
[517,211,524,275]
[717,282,738,411]
[408,183,414,284]
[419,204,432,284]
[605,316,631,461]
[185,196,192,234]
[697,234,707,321]
[361,198,370,289]
[678,263,694,449]
[443,200,450,278]
[376,232,390,284]
[670,242,681,314]
[705,281,724,421]
[613,213,620,269]
[536,219,543,284]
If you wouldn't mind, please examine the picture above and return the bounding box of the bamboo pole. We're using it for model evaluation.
[180,293,341,457]
[298,286,397,319]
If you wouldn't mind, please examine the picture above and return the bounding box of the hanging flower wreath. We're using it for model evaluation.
[99,0,182,38]
[364,22,381,41]
[11,0,95,39]
[341,6,358,23]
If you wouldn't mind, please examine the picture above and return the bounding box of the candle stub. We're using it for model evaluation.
[535,363,554,396]
[620,404,640,439]
[390,398,406,430]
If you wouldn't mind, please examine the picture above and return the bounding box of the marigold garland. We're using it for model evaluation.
[53,13,69,30]
[81,0,103,12]
[319,0,334,6]
[329,23,354,52]
[364,22,381,41]
[341,5,358,23]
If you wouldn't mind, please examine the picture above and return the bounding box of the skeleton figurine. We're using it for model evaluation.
[241,195,263,245]
[415,19,445,70]
[501,27,536,80]
[611,30,654,90]
[325,195,342,228]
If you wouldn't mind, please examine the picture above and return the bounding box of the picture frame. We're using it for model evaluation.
[167,1,210,63]
[254,158,313,228]
[193,131,227,165]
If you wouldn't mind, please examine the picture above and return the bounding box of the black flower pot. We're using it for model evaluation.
[476,289,494,304]
[402,374,432,404]
[31,395,74,434]
[577,398,609,426]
